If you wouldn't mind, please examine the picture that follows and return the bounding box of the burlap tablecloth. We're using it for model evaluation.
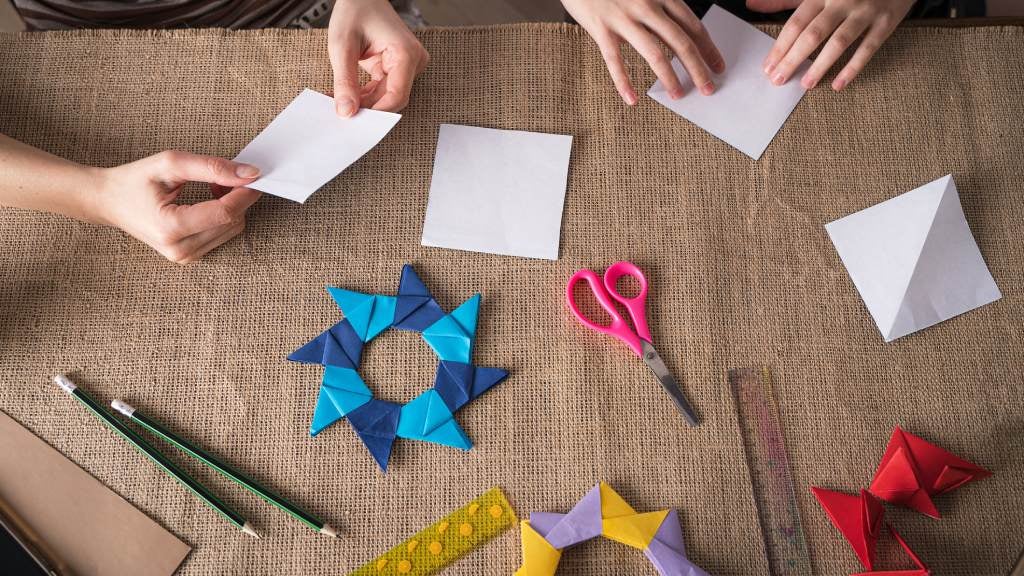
[0,22,1021,576]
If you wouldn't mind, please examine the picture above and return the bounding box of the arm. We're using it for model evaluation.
[0,133,106,221]
[0,133,262,264]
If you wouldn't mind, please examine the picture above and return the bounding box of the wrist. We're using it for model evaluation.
[70,164,115,227]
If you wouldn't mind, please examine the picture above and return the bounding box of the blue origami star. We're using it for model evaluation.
[288,265,508,472]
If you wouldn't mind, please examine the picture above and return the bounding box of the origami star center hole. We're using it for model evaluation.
[359,329,438,405]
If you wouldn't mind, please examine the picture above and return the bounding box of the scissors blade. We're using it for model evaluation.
[639,340,699,427]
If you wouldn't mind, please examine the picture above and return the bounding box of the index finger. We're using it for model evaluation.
[643,11,715,95]
[594,32,638,105]
[763,1,823,74]
[662,0,725,74]
[621,24,684,98]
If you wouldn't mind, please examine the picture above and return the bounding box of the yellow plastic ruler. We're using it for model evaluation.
[350,487,517,576]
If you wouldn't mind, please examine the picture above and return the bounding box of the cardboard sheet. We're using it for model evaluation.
[0,410,191,576]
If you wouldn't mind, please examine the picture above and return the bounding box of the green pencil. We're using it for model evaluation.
[111,399,337,538]
[53,375,259,539]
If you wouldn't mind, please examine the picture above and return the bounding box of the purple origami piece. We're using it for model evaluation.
[644,510,710,576]
[516,482,711,576]
[535,484,603,549]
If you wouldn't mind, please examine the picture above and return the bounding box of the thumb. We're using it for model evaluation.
[154,150,260,188]
[330,36,362,118]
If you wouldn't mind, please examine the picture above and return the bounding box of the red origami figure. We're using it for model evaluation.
[812,488,885,570]
[852,525,930,576]
[811,487,930,575]
[868,427,992,518]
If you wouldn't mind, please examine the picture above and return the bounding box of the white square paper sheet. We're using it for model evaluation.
[421,124,573,260]
[648,5,808,160]
[826,175,1001,342]
[234,89,401,203]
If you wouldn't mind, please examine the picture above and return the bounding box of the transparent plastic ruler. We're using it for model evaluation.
[729,367,813,576]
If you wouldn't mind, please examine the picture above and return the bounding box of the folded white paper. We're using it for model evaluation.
[647,4,808,160]
[826,175,1001,342]
[234,89,401,203]
[421,124,573,260]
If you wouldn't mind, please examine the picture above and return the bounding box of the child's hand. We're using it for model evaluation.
[755,0,916,90]
[328,0,429,117]
[94,151,262,264]
[561,0,725,105]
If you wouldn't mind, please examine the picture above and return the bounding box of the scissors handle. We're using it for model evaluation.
[566,269,645,356]
[602,261,652,342]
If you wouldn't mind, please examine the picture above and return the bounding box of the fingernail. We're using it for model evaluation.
[625,91,638,106]
[669,87,684,100]
[833,77,847,91]
[772,72,786,86]
[700,81,714,96]
[713,59,726,74]
[801,75,817,90]
[236,164,260,178]
[336,97,356,117]
[764,62,776,75]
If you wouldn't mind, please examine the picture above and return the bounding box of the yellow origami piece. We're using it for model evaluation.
[516,482,711,576]
[515,521,562,576]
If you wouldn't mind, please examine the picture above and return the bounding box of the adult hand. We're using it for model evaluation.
[94,151,262,264]
[328,0,429,117]
[753,0,915,91]
[561,0,725,105]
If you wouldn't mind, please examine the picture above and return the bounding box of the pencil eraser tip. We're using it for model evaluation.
[110,399,135,417]
[53,375,76,394]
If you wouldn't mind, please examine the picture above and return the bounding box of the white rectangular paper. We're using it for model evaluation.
[826,175,1001,342]
[234,89,401,203]
[647,4,808,160]
[421,124,573,260]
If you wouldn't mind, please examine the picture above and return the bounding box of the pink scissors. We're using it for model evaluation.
[566,261,699,427]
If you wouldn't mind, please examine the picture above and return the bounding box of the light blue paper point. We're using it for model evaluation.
[327,288,397,343]
[423,390,454,434]
[311,386,344,436]
[327,287,374,317]
[450,294,481,339]
[421,418,473,450]
[365,296,397,341]
[322,366,373,414]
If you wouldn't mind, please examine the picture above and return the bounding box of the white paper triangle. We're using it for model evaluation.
[826,175,1001,342]
[826,177,945,334]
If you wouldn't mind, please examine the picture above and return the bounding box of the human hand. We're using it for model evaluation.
[328,0,429,117]
[561,0,725,105]
[754,0,915,90]
[93,151,262,264]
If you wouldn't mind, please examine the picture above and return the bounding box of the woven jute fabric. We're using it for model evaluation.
[0,23,1022,576]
